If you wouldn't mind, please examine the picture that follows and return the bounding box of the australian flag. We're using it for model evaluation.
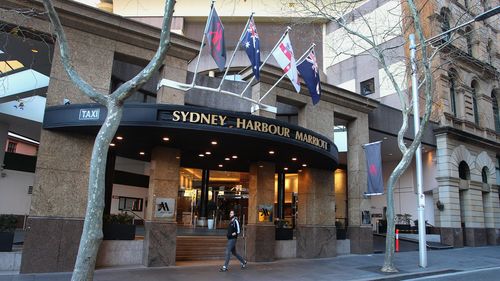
[297,49,321,105]
[241,17,261,80]
[205,8,226,71]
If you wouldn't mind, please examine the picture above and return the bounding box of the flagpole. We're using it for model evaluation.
[239,26,292,97]
[217,13,254,92]
[258,43,315,103]
[191,0,216,87]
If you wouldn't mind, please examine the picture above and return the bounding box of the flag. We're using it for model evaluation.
[364,141,384,195]
[272,34,300,93]
[241,17,261,80]
[205,8,226,71]
[297,49,321,105]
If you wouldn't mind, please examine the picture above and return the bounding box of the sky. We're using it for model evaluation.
[74,0,99,7]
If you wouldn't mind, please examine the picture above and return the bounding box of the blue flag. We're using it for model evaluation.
[297,49,321,105]
[364,141,384,195]
[205,8,226,71]
[241,17,261,80]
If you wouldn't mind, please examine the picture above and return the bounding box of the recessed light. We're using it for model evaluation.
[139,152,145,155]
[109,143,116,147]
[302,164,307,167]
[211,141,218,145]
[259,165,264,168]
[292,157,297,161]
[198,154,205,157]
[298,169,303,172]
[163,137,170,141]
[218,164,223,168]
[225,157,230,161]
[31,49,38,53]
[205,151,211,155]
[388,153,393,156]
[116,136,123,140]
[269,150,275,155]
[175,156,180,159]
[284,167,289,171]
[232,155,238,159]
[383,137,388,140]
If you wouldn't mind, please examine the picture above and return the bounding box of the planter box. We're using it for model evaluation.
[336,229,347,240]
[276,228,293,240]
[103,224,136,240]
[0,232,14,252]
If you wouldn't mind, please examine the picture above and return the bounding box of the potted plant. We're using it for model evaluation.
[102,213,136,240]
[0,214,17,252]
[207,201,216,229]
[395,213,412,232]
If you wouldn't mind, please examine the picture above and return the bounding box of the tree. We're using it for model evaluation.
[40,0,176,280]
[290,0,435,272]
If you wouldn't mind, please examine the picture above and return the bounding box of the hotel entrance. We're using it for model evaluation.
[177,168,249,232]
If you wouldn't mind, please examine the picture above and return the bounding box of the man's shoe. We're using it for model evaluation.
[241,261,247,269]
[219,266,228,272]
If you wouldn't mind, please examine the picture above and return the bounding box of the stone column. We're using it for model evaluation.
[156,56,188,105]
[461,182,487,246]
[143,147,180,267]
[20,29,114,273]
[251,82,276,119]
[483,188,500,245]
[198,169,209,226]
[277,172,285,220]
[434,177,463,247]
[246,162,275,262]
[296,168,336,258]
[0,122,8,169]
[346,115,373,254]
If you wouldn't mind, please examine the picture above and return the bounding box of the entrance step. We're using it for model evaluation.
[176,236,227,261]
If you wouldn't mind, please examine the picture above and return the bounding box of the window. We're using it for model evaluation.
[448,71,457,116]
[493,91,500,132]
[360,78,375,96]
[486,39,493,64]
[118,197,143,212]
[482,167,489,184]
[7,141,17,153]
[459,161,470,180]
[440,8,451,41]
[465,27,473,56]
[471,81,479,125]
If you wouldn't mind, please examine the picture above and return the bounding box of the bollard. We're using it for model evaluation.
[396,229,400,252]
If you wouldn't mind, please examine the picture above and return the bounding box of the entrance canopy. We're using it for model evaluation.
[43,104,338,172]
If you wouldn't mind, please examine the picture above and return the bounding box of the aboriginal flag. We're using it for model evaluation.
[205,8,226,71]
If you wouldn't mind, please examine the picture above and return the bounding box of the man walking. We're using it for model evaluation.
[220,210,247,272]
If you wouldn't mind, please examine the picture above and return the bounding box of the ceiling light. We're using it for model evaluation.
[269,150,275,155]
[388,153,393,156]
[302,164,307,167]
[31,49,38,53]
[298,169,303,172]
[116,136,123,140]
[383,137,388,140]
[198,154,205,157]
[163,137,170,141]
[218,164,223,168]
[211,141,218,145]
[232,155,238,159]
[139,152,145,155]
[175,156,180,159]
[284,167,289,171]
[205,151,211,155]
[225,157,230,161]
[292,157,297,161]
[259,165,264,168]
[109,143,115,147]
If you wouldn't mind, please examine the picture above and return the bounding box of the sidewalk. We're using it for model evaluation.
[1,246,499,281]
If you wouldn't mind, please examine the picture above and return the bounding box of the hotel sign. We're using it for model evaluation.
[168,110,329,151]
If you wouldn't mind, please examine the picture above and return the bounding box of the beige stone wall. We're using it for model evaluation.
[297,168,335,226]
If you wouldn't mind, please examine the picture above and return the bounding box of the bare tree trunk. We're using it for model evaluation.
[72,103,122,281]
[41,0,176,280]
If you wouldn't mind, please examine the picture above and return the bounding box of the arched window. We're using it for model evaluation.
[465,26,473,56]
[493,91,500,132]
[448,71,458,116]
[459,161,470,180]
[471,81,479,125]
[440,8,451,41]
[482,167,489,184]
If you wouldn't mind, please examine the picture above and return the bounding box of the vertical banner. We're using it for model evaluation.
[364,141,384,195]
[205,8,226,71]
